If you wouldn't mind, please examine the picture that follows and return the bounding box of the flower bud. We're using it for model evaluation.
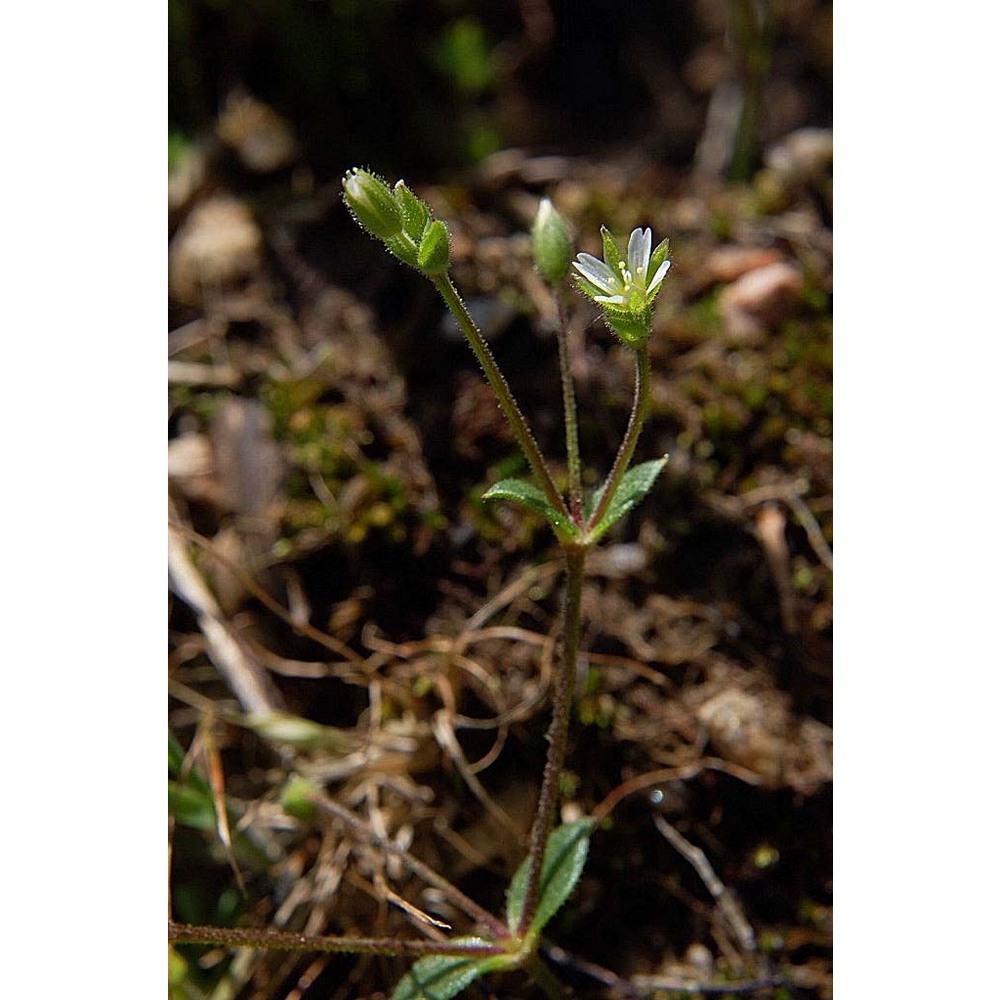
[532,198,573,285]
[342,168,403,240]
[417,218,451,275]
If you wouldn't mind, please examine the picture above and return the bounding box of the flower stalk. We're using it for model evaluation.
[585,345,651,535]
[430,274,570,525]
[555,297,584,524]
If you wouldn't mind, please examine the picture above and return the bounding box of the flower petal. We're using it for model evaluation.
[573,254,619,294]
[646,259,671,294]
[627,228,652,275]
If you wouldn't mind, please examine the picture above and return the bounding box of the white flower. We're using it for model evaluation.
[571,225,671,348]
[572,227,671,307]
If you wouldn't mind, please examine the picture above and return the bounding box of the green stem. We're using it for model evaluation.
[516,545,587,938]
[555,297,583,524]
[432,274,569,524]
[586,346,651,534]
[168,922,505,959]
[525,953,568,999]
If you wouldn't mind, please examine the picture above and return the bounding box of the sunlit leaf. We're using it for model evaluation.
[587,457,667,542]
[482,477,577,539]
[506,819,595,935]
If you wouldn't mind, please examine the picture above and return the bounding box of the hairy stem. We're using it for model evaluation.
[586,346,650,533]
[517,545,587,937]
[168,922,505,958]
[432,274,569,524]
[555,298,583,523]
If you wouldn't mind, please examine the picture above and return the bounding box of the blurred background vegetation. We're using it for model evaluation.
[169,0,831,183]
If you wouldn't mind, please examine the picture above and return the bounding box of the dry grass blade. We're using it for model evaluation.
[431,711,523,840]
[168,521,286,715]
[652,814,757,958]
[197,715,248,896]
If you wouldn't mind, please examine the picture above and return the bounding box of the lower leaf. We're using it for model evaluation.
[391,942,514,1000]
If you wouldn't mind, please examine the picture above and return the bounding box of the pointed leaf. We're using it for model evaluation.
[482,478,577,538]
[391,941,513,1000]
[588,457,667,543]
[506,819,595,935]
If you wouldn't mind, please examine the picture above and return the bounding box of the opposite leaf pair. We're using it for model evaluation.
[392,820,595,1000]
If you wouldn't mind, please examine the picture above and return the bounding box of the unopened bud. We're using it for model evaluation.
[532,198,573,285]
[342,168,403,240]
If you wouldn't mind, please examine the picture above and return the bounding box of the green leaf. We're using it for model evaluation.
[168,780,218,831]
[168,731,209,792]
[506,819,595,935]
[390,941,513,1000]
[280,775,320,821]
[482,478,576,539]
[587,457,667,543]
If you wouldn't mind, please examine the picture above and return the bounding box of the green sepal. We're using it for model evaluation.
[383,233,422,270]
[394,180,431,241]
[601,304,653,348]
[586,457,667,543]
[599,225,625,273]
[390,941,514,1000]
[482,478,577,540]
[506,819,595,936]
[417,218,451,275]
[648,236,670,279]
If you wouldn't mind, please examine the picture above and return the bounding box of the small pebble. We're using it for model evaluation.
[169,196,263,305]
[719,261,803,343]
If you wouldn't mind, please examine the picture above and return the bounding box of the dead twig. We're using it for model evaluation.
[591,759,763,824]
[652,814,757,957]
[307,789,509,939]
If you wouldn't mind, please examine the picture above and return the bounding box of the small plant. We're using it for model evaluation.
[171,169,674,999]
